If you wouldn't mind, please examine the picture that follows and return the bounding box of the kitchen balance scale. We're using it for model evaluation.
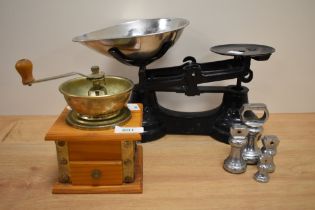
[70,18,274,143]
[15,18,275,193]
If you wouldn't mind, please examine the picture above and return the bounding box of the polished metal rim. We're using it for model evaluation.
[59,75,134,99]
[72,18,190,41]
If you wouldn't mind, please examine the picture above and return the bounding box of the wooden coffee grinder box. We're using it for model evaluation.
[44,105,143,194]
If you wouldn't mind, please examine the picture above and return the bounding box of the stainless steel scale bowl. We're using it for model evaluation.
[73,18,189,62]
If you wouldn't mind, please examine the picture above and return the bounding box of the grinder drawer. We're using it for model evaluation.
[69,161,123,186]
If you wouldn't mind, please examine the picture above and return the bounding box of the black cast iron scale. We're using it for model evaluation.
[108,43,275,143]
[67,18,276,144]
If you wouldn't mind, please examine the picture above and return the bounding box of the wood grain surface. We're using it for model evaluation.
[0,113,315,210]
[68,141,122,161]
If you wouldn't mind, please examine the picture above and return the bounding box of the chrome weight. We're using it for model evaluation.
[240,103,269,165]
[261,135,280,173]
[223,124,249,174]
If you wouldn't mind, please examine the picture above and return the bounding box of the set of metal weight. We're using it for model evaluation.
[223,103,280,183]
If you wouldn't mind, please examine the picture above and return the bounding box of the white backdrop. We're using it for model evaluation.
[0,0,314,115]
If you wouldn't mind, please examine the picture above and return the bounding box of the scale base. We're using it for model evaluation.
[66,107,131,130]
[135,85,248,144]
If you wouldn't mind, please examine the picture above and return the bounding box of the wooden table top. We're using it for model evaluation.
[0,113,314,210]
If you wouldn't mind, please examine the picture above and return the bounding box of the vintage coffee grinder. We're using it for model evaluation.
[15,40,146,193]
[15,58,144,193]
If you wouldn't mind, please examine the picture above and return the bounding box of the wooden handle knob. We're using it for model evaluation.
[15,59,34,85]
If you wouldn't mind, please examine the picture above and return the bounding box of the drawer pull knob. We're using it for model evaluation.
[91,169,102,179]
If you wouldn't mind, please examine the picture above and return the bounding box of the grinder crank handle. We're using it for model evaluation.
[15,59,90,86]
[15,59,34,85]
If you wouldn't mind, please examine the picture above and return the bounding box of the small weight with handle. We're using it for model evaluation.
[223,124,248,174]
[253,154,272,183]
[240,103,269,164]
[261,135,280,173]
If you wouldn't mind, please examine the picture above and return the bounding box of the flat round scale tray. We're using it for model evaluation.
[66,107,131,130]
[210,44,275,57]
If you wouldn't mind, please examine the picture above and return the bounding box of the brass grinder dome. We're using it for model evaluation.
[59,76,134,129]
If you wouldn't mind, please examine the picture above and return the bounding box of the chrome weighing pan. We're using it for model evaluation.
[73,18,189,61]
